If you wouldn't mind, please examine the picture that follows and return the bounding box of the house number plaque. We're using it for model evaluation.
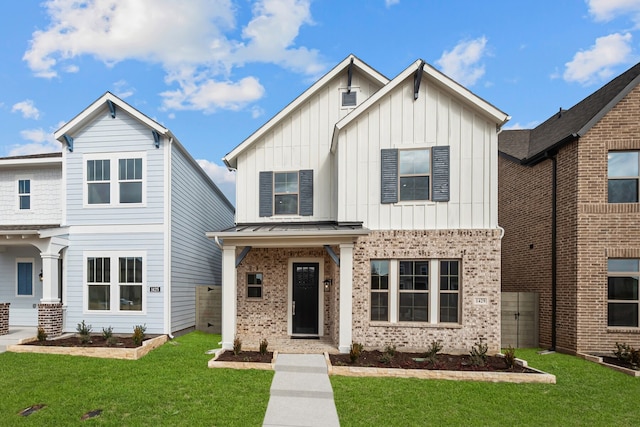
[149,286,161,293]
[473,296,488,305]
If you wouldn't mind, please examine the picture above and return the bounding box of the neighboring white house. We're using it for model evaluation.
[209,54,509,353]
[0,92,235,337]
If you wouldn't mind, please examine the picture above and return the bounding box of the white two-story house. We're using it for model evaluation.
[0,92,234,337]
[208,54,509,353]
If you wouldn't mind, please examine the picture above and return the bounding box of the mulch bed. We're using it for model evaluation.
[23,335,158,349]
[329,350,535,373]
[215,350,274,363]
[599,355,639,371]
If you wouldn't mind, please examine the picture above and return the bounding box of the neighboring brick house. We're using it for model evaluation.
[209,54,509,353]
[499,62,640,354]
[0,92,234,337]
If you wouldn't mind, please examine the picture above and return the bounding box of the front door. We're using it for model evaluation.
[292,262,319,335]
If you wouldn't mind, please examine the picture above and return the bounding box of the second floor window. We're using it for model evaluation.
[399,149,430,201]
[274,172,299,215]
[119,158,143,203]
[608,151,639,203]
[18,179,30,210]
[87,159,111,204]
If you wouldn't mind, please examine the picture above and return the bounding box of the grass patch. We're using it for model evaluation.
[332,348,640,426]
[0,331,272,426]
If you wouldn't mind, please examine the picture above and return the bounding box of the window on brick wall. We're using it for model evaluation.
[608,151,639,203]
[370,260,389,321]
[608,259,639,327]
[247,273,263,299]
[370,259,462,324]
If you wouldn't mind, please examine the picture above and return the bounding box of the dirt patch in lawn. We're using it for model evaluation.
[214,350,274,363]
[23,334,161,348]
[329,350,535,373]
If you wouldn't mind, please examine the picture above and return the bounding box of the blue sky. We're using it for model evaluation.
[1,0,640,203]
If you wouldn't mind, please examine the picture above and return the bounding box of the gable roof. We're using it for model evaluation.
[499,61,640,165]
[0,152,62,167]
[223,54,390,169]
[331,59,510,151]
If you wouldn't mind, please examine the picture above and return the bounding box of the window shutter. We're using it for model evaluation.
[259,171,273,217]
[381,149,398,204]
[431,146,450,202]
[299,169,314,216]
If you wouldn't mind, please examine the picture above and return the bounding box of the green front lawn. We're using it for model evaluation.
[0,331,272,426]
[332,348,640,426]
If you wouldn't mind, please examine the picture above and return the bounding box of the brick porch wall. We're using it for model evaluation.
[351,229,502,354]
[0,303,9,335]
[38,303,63,338]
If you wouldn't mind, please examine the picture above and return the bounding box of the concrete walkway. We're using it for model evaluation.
[0,326,37,353]
[263,353,340,427]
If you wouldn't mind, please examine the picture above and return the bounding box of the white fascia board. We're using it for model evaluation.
[54,92,169,141]
[0,157,62,167]
[331,59,510,152]
[223,54,389,170]
[206,228,370,248]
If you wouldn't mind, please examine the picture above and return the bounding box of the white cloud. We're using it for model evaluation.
[11,100,40,119]
[7,128,62,156]
[435,37,488,87]
[113,80,135,99]
[385,0,400,6]
[23,0,324,113]
[587,0,640,22]
[197,159,236,204]
[563,33,633,84]
[503,121,540,130]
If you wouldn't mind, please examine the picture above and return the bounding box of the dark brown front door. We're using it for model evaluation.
[292,263,319,335]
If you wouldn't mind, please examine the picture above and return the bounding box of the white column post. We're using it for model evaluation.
[221,245,237,350]
[40,253,60,303]
[338,243,354,353]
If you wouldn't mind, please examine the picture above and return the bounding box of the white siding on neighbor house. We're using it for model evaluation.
[0,246,42,326]
[63,231,165,334]
[336,76,499,230]
[170,143,235,333]
[0,165,62,225]
[235,70,384,223]
[64,105,165,225]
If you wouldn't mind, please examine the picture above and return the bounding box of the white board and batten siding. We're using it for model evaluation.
[336,75,499,231]
[235,69,385,223]
[64,105,165,226]
[169,143,235,333]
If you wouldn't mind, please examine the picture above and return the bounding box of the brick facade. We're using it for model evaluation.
[38,303,63,338]
[499,84,640,354]
[234,229,501,354]
[0,303,9,335]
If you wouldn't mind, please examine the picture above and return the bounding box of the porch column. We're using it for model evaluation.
[40,253,60,303]
[338,243,354,353]
[221,245,237,350]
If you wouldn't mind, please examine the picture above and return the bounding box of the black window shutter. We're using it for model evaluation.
[259,171,273,217]
[431,146,450,202]
[381,149,398,204]
[299,169,313,216]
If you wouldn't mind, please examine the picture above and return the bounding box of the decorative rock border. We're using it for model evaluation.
[207,349,278,370]
[207,350,555,383]
[578,353,640,377]
[7,335,168,360]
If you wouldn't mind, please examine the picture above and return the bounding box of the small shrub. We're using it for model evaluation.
[106,336,119,347]
[259,338,268,355]
[378,352,393,364]
[37,327,47,342]
[233,337,242,355]
[503,346,516,369]
[424,340,443,363]
[132,324,146,346]
[631,348,640,368]
[614,342,632,362]
[102,326,113,340]
[384,344,396,357]
[76,320,92,344]
[350,342,363,363]
[470,337,488,367]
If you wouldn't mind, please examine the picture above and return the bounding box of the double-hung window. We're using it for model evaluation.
[119,158,143,203]
[370,260,389,321]
[87,159,111,204]
[274,172,299,215]
[398,261,429,322]
[439,260,460,323]
[247,273,263,299]
[18,179,30,210]
[608,151,639,203]
[86,253,144,312]
[399,149,431,201]
[608,259,639,327]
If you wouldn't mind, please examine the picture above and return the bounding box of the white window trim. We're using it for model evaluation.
[83,251,147,315]
[16,177,31,212]
[246,272,263,300]
[83,152,147,208]
[15,257,35,297]
[371,259,461,325]
[273,170,300,216]
[398,148,431,203]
